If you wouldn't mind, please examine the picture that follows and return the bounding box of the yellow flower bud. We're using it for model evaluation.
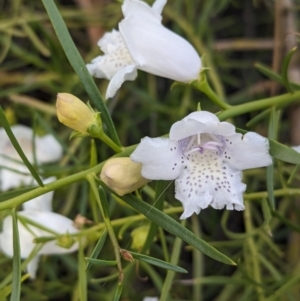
[56,93,96,134]
[100,157,149,196]
[131,225,150,251]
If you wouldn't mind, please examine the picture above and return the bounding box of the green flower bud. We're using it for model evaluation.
[131,225,151,251]
[56,233,76,249]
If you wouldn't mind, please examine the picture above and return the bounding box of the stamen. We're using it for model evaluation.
[185,135,196,152]
[197,133,201,145]
[196,141,223,152]
[184,147,203,155]
[204,141,223,147]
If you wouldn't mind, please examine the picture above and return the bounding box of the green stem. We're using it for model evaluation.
[244,204,265,301]
[98,133,123,153]
[0,162,104,210]
[86,176,123,283]
[191,215,203,301]
[0,145,136,211]
[192,78,231,110]
[160,220,186,301]
[244,188,300,200]
[35,207,185,243]
[218,91,300,120]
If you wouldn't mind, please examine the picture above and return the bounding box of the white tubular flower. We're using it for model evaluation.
[86,0,201,99]
[131,111,272,219]
[0,125,63,191]
[142,298,159,301]
[0,210,79,279]
[22,177,56,212]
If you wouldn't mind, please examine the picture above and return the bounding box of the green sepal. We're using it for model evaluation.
[69,130,88,140]
[56,233,76,249]
[87,123,104,139]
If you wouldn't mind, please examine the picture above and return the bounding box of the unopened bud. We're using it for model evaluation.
[120,249,134,262]
[56,233,76,249]
[100,158,149,196]
[56,93,99,135]
[131,225,151,251]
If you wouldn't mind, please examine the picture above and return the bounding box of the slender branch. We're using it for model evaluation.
[86,175,123,283]
[218,91,300,120]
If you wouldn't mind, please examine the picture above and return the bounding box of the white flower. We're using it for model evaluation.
[22,177,56,212]
[131,111,272,219]
[0,125,63,191]
[142,297,159,301]
[86,0,201,99]
[0,177,79,279]
[292,145,300,153]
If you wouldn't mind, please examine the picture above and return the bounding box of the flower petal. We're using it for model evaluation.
[131,137,183,180]
[222,132,272,170]
[106,64,138,98]
[35,135,63,163]
[122,0,162,22]
[22,177,56,211]
[170,111,235,141]
[97,29,125,54]
[87,30,136,83]
[0,215,36,258]
[0,211,79,259]
[142,298,159,301]
[0,124,62,166]
[119,10,201,82]
[152,0,167,15]
[26,256,40,279]
[0,125,34,161]
[176,160,246,219]
[0,167,34,191]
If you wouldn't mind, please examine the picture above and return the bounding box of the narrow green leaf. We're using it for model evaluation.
[179,275,247,285]
[267,108,276,209]
[0,187,35,202]
[41,0,121,146]
[113,283,123,301]
[255,62,300,91]
[269,139,300,164]
[266,164,275,209]
[10,209,21,301]
[128,250,187,273]
[98,186,110,218]
[0,106,44,187]
[272,210,300,233]
[261,198,272,235]
[118,193,236,265]
[85,258,117,267]
[246,109,270,127]
[160,220,186,301]
[287,164,300,185]
[86,230,108,270]
[281,47,297,93]
[79,239,87,301]
[90,139,98,168]
[141,180,166,253]
[0,275,30,301]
